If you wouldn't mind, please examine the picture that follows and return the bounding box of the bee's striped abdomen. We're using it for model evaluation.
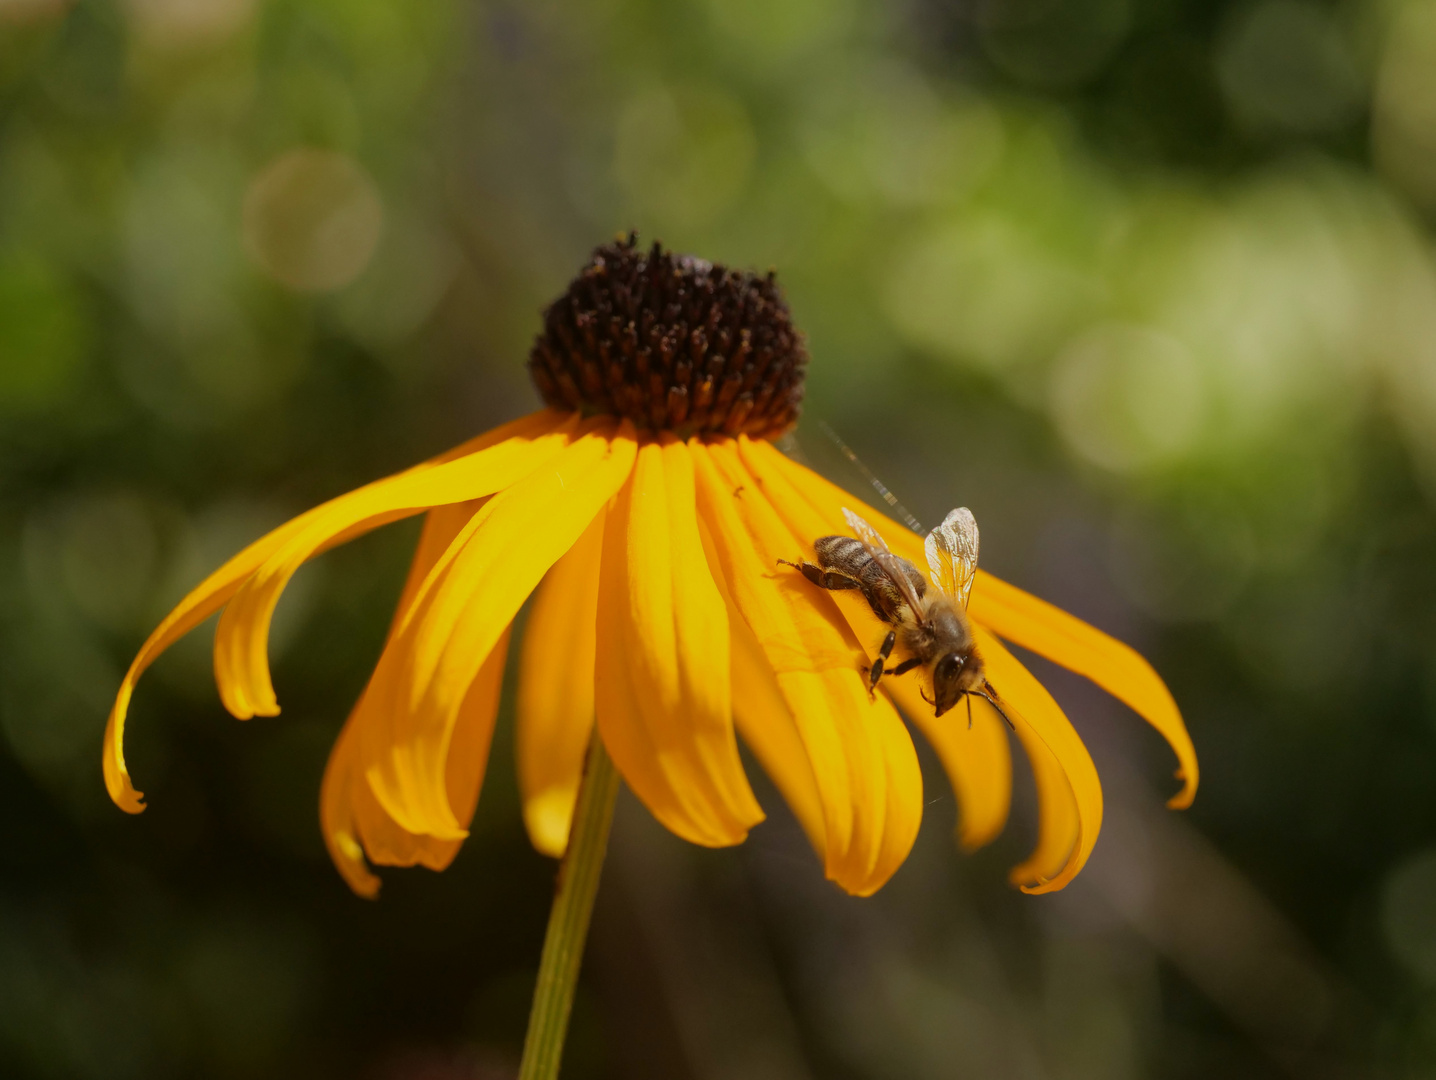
[811,535,925,624]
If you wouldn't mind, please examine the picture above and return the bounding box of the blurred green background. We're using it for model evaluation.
[4,0,1436,1076]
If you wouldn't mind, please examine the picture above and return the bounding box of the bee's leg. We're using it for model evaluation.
[888,658,922,677]
[867,630,898,693]
[777,559,860,592]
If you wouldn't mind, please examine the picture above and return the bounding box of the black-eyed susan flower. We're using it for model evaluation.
[104,234,1198,910]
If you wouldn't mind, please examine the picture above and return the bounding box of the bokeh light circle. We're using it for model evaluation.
[1049,322,1206,472]
[1381,848,1436,983]
[241,149,384,294]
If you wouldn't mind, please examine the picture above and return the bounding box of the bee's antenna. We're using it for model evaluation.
[976,683,1016,731]
[817,420,924,535]
[966,694,973,731]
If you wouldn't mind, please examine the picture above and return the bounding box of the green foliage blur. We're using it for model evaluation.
[4,0,1436,1076]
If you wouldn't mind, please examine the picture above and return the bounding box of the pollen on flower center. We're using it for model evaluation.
[527,233,808,439]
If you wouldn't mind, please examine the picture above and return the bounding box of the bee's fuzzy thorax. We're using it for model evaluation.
[527,233,808,439]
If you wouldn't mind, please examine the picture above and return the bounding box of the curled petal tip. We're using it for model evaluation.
[103,711,146,814]
[330,836,382,899]
[1016,862,1088,895]
[1014,869,1065,894]
[104,763,146,814]
[105,771,146,814]
[1166,788,1196,812]
[116,790,146,815]
[1163,766,1197,810]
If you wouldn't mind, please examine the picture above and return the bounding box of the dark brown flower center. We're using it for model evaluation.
[527,234,807,439]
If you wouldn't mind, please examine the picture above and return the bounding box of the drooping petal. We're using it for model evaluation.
[213,414,578,720]
[323,623,508,896]
[322,625,512,894]
[103,409,564,814]
[322,502,475,896]
[436,623,512,843]
[1005,715,1080,888]
[966,572,1197,809]
[885,675,1013,853]
[693,439,920,896]
[750,439,1197,809]
[321,500,510,895]
[516,508,605,858]
[697,515,827,856]
[975,625,1103,894]
[358,421,637,840]
[320,717,383,899]
[759,436,1014,853]
[730,614,827,855]
[748,439,1103,891]
[732,438,931,889]
[867,684,928,889]
[594,438,764,848]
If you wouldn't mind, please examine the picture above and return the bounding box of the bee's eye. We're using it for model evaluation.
[934,653,965,683]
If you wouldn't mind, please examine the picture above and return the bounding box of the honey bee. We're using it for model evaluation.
[781,507,1013,726]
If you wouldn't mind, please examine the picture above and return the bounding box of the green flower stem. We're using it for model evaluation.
[517,731,620,1080]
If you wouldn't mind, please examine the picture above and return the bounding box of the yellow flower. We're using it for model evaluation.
[103,236,1197,900]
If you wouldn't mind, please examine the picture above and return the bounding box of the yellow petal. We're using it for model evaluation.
[732,438,927,891]
[1005,714,1080,888]
[324,621,510,894]
[693,439,920,896]
[748,439,1102,892]
[319,716,382,899]
[358,421,638,840]
[516,508,605,859]
[322,503,480,895]
[867,683,927,890]
[885,676,1013,852]
[967,571,1197,808]
[320,500,503,895]
[103,408,563,814]
[438,622,512,841]
[698,515,827,856]
[324,627,511,895]
[975,625,1103,894]
[749,439,1197,809]
[213,414,578,721]
[595,438,764,847]
[731,616,827,855]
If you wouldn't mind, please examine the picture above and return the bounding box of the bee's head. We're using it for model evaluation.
[931,649,983,717]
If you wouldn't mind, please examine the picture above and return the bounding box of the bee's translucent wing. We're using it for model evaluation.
[925,507,979,609]
[841,506,927,617]
[842,507,894,556]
